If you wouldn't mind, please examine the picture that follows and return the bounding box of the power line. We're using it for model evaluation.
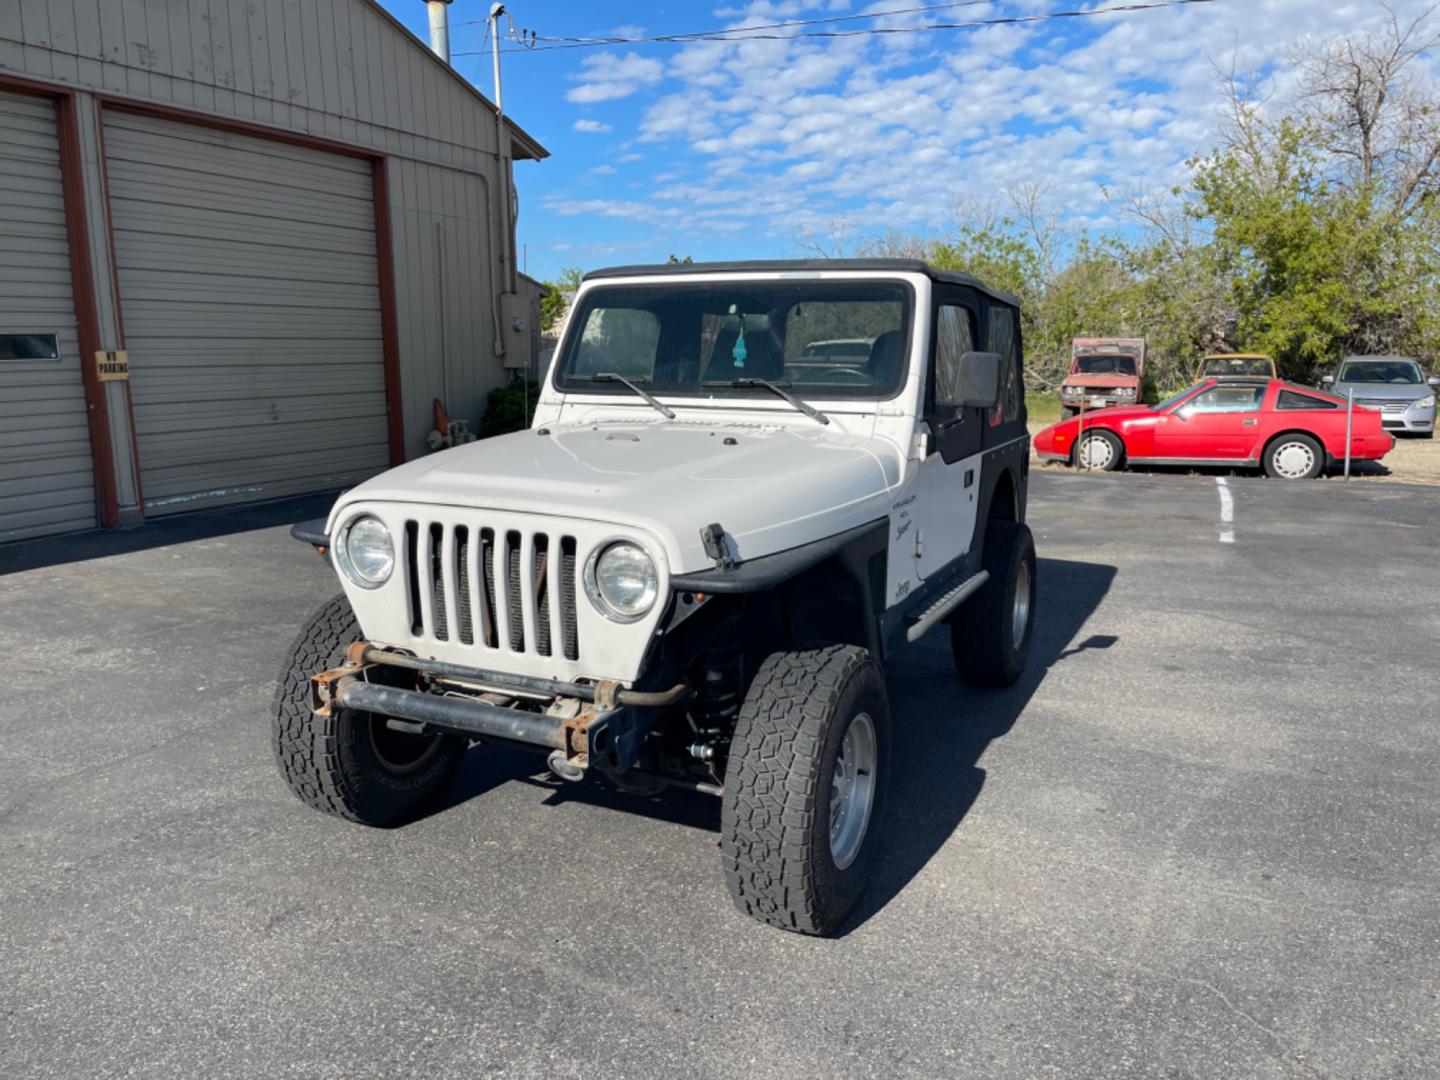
[451,0,1217,57]
[458,0,992,42]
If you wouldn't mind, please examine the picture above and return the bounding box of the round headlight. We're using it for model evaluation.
[587,541,658,622]
[338,515,393,588]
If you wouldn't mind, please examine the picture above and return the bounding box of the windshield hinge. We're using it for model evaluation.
[700,522,735,570]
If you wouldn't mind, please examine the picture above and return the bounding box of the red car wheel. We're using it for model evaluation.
[1074,429,1123,471]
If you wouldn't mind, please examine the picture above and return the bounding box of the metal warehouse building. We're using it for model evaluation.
[0,0,547,543]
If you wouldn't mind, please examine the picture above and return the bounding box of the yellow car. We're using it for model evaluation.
[1200,353,1277,381]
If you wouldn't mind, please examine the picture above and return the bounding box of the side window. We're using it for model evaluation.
[1183,386,1264,414]
[987,305,1021,427]
[573,308,660,377]
[934,305,975,408]
[1277,389,1338,411]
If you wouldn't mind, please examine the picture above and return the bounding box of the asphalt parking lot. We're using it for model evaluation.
[2,472,1437,1079]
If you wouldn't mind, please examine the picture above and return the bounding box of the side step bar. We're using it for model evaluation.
[905,571,989,643]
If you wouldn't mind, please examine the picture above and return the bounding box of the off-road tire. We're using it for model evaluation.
[951,520,1036,687]
[1262,433,1324,480]
[1074,428,1123,471]
[273,594,464,826]
[721,645,890,936]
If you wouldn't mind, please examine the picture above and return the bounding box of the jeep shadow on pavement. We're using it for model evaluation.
[277,259,1052,936]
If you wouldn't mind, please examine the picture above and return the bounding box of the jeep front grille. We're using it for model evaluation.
[403,519,581,661]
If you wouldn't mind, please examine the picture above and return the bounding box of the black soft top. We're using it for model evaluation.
[584,258,1020,309]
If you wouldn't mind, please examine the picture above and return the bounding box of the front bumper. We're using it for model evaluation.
[1355,400,1435,433]
[1379,412,1435,433]
[1061,395,1136,410]
[311,642,687,770]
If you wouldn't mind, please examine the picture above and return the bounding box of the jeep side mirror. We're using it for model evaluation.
[1321,375,1335,385]
[956,351,1002,409]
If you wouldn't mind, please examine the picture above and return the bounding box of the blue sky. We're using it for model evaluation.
[376,1,1423,281]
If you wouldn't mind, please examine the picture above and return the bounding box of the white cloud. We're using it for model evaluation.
[573,119,614,134]
[567,51,665,103]
[547,0,1438,248]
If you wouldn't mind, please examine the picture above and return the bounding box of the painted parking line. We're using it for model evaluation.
[1216,477,1235,543]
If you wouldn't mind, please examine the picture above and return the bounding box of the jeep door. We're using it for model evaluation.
[909,285,985,583]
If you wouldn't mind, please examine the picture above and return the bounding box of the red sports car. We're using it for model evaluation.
[1033,378,1394,480]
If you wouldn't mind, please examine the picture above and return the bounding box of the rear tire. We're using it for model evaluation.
[951,520,1037,687]
[1074,429,1123,471]
[1263,433,1324,480]
[721,645,890,935]
[273,594,464,826]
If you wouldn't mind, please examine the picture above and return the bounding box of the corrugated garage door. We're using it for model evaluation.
[103,111,390,516]
[0,91,96,543]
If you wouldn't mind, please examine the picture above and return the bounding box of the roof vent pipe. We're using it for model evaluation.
[422,0,453,64]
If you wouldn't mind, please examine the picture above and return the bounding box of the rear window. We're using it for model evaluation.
[1277,389,1339,411]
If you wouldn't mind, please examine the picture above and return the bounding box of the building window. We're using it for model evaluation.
[0,333,60,361]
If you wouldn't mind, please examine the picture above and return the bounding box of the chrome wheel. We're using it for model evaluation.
[1012,559,1032,645]
[1272,440,1316,479]
[1078,433,1114,470]
[829,712,878,870]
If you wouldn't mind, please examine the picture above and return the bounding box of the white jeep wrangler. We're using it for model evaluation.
[275,259,1036,935]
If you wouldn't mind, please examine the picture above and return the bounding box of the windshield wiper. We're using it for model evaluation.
[573,372,676,419]
[702,378,829,426]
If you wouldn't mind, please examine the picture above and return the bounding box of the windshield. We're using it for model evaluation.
[1155,384,1205,411]
[1337,359,1422,384]
[1202,356,1272,376]
[554,281,912,399]
[1074,354,1137,376]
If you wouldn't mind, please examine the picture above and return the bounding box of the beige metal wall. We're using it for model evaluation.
[0,0,540,534]
[0,89,95,542]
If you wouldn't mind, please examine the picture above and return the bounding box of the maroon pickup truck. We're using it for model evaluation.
[1059,338,1146,418]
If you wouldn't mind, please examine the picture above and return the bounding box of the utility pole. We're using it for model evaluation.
[488,4,524,411]
[488,2,515,298]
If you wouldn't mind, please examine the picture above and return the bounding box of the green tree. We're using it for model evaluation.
[539,266,584,332]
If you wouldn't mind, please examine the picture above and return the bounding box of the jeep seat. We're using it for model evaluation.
[867,329,905,390]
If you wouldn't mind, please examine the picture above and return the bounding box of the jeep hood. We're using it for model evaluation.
[329,419,905,574]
